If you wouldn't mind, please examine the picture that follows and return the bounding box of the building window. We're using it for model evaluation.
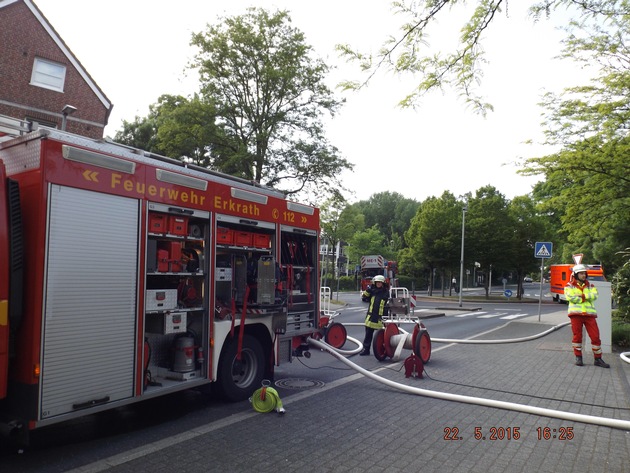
[25,116,56,129]
[31,57,66,92]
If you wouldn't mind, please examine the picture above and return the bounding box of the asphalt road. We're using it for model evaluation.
[1,293,569,471]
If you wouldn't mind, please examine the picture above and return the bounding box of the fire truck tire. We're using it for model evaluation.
[324,322,347,349]
[215,334,265,402]
[414,330,431,364]
[372,329,387,361]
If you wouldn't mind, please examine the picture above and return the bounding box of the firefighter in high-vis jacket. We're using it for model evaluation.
[360,275,389,356]
[564,264,610,368]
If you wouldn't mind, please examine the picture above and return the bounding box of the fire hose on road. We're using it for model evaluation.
[308,320,630,431]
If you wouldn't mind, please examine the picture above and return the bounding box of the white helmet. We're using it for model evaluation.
[372,275,386,283]
[572,264,588,274]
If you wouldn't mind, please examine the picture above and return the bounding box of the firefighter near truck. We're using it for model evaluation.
[0,120,325,446]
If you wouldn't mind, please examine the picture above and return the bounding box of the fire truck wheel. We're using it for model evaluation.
[372,329,387,361]
[216,334,265,402]
[414,330,431,364]
[324,322,347,349]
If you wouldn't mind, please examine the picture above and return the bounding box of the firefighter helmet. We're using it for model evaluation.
[572,264,588,275]
[373,275,386,283]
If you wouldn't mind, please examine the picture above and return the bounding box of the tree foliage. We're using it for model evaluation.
[336,0,629,114]
[612,248,630,320]
[190,8,352,197]
[404,191,462,294]
[114,94,228,168]
[399,186,555,296]
[351,191,419,249]
[464,186,515,295]
[346,226,394,265]
[525,137,630,269]
[507,195,553,297]
[522,4,630,272]
[538,5,630,145]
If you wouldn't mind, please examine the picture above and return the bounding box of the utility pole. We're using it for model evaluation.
[458,204,467,307]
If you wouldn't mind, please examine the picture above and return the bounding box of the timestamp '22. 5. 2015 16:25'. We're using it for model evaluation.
[443,426,575,441]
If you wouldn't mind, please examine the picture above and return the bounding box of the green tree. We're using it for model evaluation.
[114,94,229,168]
[405,191,461,296]
[337,0,628,113]
[613,248,630,321]
[338,204,366,244]
[522,9,630,272]
[190,8,352,197]
[539,9,630,144]
[466,186,513,297]
[320,194,349,287]
[352,191,419,251]
[154,94,227,167]
[525,137,630,271]
[507,195,552,298]
[347,226,392,265]
[115,114,158,152]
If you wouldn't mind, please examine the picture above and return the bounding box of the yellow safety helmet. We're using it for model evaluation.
[372,275,386,283]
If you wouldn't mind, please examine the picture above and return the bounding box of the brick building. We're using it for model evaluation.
[0,0,112,138]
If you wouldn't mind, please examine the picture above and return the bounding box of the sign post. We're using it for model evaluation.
[534,242,553,321]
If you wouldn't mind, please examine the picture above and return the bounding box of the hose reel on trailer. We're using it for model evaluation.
[313,306,348,350]
[372,323,431,378]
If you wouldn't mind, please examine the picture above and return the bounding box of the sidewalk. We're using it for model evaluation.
[64,309,630,473]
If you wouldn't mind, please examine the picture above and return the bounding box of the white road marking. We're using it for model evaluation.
[501,313,529,320]
[455,311,486,318]
[478,312,508,318]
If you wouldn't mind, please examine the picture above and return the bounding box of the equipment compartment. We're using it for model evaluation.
[144,203,209,391]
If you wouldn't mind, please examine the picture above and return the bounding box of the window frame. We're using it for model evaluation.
[31,57,66,92]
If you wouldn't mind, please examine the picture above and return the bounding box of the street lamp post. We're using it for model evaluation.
[61,104,76,131]
[458,204,467,307]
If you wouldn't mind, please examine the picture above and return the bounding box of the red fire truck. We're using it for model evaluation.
[359,255,398,292]
[0,120,321,445]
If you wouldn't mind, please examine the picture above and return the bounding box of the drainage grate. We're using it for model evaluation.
[275,378,325,390]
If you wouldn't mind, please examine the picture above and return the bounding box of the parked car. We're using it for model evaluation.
[523,276,533,283]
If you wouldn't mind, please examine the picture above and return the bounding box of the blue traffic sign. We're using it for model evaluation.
[504,289,513,298]
[534,242,553,258]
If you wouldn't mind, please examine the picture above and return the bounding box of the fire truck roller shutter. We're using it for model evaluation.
[40,185,139,419]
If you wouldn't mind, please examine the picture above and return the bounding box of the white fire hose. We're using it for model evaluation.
[308,321,630,431]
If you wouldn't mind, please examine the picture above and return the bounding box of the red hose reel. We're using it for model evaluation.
[372,323,431,378]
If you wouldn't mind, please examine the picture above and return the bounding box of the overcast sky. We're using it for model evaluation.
[34,0,591,204]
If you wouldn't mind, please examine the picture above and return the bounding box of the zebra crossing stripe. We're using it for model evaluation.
[478,313,508,318]
[501,313,529,320]
[453,311,531,320]
[455,312,486,318]
[455,312,487,317]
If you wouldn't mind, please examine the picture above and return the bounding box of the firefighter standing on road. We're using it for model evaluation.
[360,275,389,356]
[564,264,610,368]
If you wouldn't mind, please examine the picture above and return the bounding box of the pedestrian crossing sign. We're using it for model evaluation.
[534,242,553,258]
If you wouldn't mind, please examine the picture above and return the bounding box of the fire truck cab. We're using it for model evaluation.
[0,120,321,445]
[360,255,397,293]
